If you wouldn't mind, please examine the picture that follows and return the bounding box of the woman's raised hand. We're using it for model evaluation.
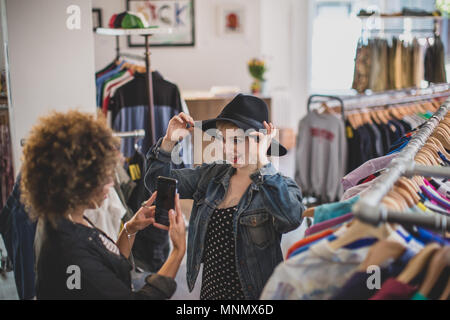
[162,112,195,151]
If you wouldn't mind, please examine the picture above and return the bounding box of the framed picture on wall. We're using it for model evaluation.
[217,4,246,37]
[92,8,103,31]
[126,0,195,47]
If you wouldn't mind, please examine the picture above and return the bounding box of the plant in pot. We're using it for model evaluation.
[248,58,267,95]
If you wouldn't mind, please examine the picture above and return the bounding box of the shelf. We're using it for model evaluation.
[95,27,173,36]
[358,15,447,20]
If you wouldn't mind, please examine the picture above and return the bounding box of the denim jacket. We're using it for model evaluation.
[145,138,304,299]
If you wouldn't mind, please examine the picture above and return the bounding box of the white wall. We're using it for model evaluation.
[2,0,97,173]
[93,0,261,92]
[260,0,312,178]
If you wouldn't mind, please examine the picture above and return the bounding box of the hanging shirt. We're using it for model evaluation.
[369,278,417,300]
[96,61,125,107]
[260,237,370,300]
[102,69,134,115]
[109,71,183,156]
[83,188,127,242]
[331,248,416,300]
[430,178,450,199]
[342,153,397,191]
[313,195,360,225]
[295,111,347,202]
[304,213,354,237]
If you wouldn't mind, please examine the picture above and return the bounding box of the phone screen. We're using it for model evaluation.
[155,176,177,228]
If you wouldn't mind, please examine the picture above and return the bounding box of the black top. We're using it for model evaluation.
[36,216,176,300]
[200,206,245,300]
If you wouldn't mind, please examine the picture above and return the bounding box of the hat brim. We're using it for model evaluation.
[200,118,288,157]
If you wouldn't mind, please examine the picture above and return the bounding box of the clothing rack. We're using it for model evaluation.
[353,98,450,232]
[96,28,172,146]
[307,84,450,119]
[113,129,145,139]
[20,129,146,147]
[359,15,443,37]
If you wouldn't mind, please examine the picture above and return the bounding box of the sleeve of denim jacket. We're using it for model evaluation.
[144,137,209,199]
[250,163,305,234]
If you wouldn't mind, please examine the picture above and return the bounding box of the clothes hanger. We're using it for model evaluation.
[382,196,401,211]
[434,127,450,146]
[438,121,450,135]
[396,243,441,284]
[362,110,373,125]
[388,188,409,211]
[375,109,388,124]
[393,183,416,208]
[411,175,425,188]
[415,150,434,166]
[358,240,406,272]
[389,105,403,120]
[328,219,392,251]
[347,114,358,130]
[439,278,450,300]
[355,112,364,128]
[399,178,421,199]
[420,145,442,166]
[428,137,450,159]
[302,207,315,219]
[370,110,381,125]
[416,246,450,299]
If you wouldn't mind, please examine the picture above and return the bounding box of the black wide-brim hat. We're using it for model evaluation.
[200,94,287,157]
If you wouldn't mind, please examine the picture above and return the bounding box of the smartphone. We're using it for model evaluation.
[154,176,178,230]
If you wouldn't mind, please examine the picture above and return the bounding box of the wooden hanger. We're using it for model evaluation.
[382,196,403,212]
[397,243,441,284]
[358,240,406,272]
[439,278,450,300]
[302,207,315,218]
[318,102,336,115]
[391,190,410,210]
[347,114,358,130]
[328,219,392,251]
[416,246,450,298]
[393,184,416,208]
[362,110,373,125]
[428,137,450,159]
[415,150,434,166]
[370,110,381,125]
[411,175,425,188]
[420,145,442,166]
[376,109,389,124]
[399,178,421,204]
[389,105,403,120]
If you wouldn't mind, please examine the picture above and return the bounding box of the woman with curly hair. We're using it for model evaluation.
[20,110,186,300]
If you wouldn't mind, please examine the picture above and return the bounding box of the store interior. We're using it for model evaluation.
[1,0,450,300]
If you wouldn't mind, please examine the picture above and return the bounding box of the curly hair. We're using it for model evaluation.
[20,110,120,226]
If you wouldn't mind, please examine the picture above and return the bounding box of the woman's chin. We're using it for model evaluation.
[231,162,247,169]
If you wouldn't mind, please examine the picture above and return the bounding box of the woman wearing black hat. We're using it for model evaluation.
[145,94,305,300]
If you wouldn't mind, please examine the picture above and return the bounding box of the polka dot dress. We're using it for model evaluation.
[200,206,246,300]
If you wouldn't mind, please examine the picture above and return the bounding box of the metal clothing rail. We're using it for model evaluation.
[113,129,145,139]
[307,84,450,119]
[352,98,450,232]
[20,130,146,147]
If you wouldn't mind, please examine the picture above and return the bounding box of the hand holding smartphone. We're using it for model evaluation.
[154,176,178,230]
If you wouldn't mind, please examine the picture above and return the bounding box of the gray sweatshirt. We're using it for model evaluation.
[295,111,347,202]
